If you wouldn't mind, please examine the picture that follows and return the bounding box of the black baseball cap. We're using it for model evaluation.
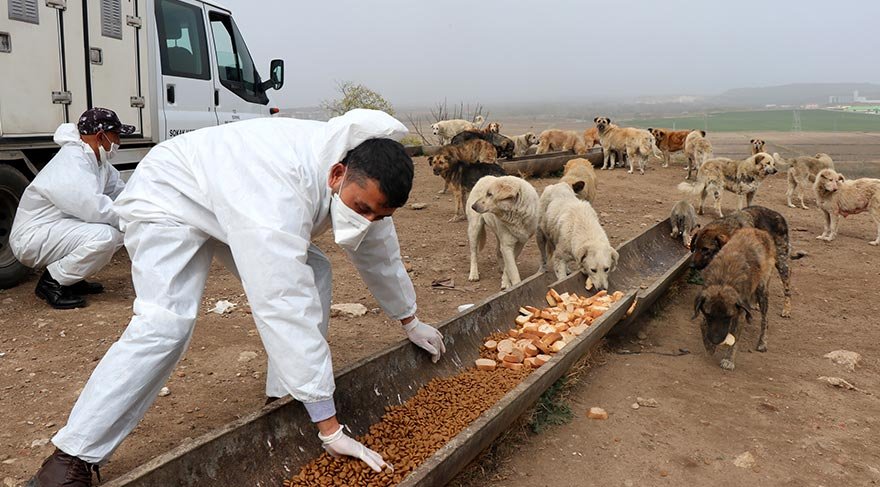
[77,107,136,135]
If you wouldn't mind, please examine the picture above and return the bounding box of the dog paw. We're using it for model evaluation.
[662,164,669,168]
[870,240,880,246]
[787,203,796,208]
[437,189,447,195]
[720,359,736,371]
[448,216,465,223]
[468,274,479,282]
[801,205,809,210]
[756,343,767,353]
[627,170,634,174]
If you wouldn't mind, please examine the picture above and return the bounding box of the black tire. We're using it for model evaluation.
[0,164,32,288]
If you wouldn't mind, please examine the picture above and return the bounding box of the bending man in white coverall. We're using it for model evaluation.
[10,108,131,309]
[27,109,446,487]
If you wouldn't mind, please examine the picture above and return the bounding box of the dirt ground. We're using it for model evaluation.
[1,131,879,486]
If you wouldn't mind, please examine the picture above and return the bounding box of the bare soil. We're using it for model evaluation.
[1,131,879,486]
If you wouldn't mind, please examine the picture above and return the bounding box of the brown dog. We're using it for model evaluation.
[690,206,793,317]
[583,126,601,150]
[429,138,497,195]
[648,128,692,168]
[536,129,587,155]
[750,138,766,155]
[561,158,598,203]
[776,152,834,209]
[814,168,880,245]
[694,228,776,370]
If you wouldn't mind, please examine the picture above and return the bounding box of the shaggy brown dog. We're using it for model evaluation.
[450,130,515,159]
[775,152,834,209]
[536,129,587,155]
[814,168,880,245]
[428,139,498,208]
[560,158,598,203]
[694,228,776,370]
[750,138,766,155]
[679,152,778,217]
[648,128,692,168]
[690,206,793,317]
[594,117,662,174]
[583,126,601,150]
[684,130,713,181]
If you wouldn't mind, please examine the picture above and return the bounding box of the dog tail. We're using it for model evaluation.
[678,180,704,195]
[790,250,807,260]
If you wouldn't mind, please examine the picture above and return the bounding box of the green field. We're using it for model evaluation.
[624,109,880,132]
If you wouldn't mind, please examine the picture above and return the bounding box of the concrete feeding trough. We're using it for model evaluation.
[105,219,690,487]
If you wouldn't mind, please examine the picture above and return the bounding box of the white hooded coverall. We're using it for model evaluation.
[51,110,418,464]
[9,124,125,285]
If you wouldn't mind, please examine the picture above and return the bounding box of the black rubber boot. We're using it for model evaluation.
[69,279,105,295]
[25,448,100,487]
[35,270,86,309]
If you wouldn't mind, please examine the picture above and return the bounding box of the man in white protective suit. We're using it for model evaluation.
[10,108,131,309]
[26,109,446,486]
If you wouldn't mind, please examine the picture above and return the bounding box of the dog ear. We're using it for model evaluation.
[611,248,619,271]
[689,228,702,252]
[736,301,753,323]
[571,181,586,193]
[700,130,707,137]
[692,293,706,320]
[594,117,599,123]
[716,233,730,246]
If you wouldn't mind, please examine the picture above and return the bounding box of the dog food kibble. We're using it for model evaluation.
[284,367,530,486]
[285,288,625,485]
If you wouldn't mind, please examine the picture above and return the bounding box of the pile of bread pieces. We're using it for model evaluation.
[475,288,626,371]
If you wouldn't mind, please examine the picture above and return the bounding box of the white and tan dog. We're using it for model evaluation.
[467,175,540,289]
[684,130,713,180]
[536,183,618,290]
[777,152,834,209]
[594,117,662,174]
[509,132,539,156]
[431,115,485,144]
[814,168,880,246]
[679,152,779,217]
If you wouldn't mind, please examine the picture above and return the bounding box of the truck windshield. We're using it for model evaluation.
[209,12,268,105]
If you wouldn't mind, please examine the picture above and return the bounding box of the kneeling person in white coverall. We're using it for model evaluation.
[10,108,130,309]
[27,109,446,487]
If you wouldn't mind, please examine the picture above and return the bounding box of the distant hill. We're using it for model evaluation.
[712,83,880,106]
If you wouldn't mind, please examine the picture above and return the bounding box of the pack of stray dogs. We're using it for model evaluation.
[426,116,880,373]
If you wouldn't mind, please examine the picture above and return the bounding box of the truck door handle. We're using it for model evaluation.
[214,89,219,106]
[166,85,175,104]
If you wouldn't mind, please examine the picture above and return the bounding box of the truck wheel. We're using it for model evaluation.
[0,165,31,288]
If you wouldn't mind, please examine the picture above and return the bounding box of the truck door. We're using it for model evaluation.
[0,0,66,135]
[154,0,216,139]
[206,10,269,125]
[86,0,146,135]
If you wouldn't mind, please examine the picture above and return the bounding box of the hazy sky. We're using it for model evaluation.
[224,0,880,108]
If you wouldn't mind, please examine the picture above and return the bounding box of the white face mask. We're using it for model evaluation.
[329,170,372,251]
[97,134,119,164]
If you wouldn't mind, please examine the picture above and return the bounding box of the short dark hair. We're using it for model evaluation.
[341,138,414,208]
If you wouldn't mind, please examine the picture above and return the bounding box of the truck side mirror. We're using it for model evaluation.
[267,59,284,91]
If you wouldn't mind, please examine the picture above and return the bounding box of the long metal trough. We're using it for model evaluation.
[106,219,690,487]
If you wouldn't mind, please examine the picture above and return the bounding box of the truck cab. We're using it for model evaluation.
[0,0,284,287]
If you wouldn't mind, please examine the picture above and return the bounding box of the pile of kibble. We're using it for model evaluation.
[284,364,530,486]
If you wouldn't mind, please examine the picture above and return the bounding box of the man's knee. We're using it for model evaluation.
[94,226,124,253]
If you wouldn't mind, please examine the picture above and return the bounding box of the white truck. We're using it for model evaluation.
[0,0,285,287]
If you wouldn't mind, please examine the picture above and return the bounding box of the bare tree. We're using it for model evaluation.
[405,113,433,146]
[429,99,489,126]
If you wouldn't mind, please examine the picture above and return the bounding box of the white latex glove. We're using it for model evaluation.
[403,317,446,363]
[319,425,386,472]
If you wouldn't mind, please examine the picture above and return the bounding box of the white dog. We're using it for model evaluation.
[536,183,618,290]
[431,115,485,145]
[467,175,540,290]
[509,132,539,157]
